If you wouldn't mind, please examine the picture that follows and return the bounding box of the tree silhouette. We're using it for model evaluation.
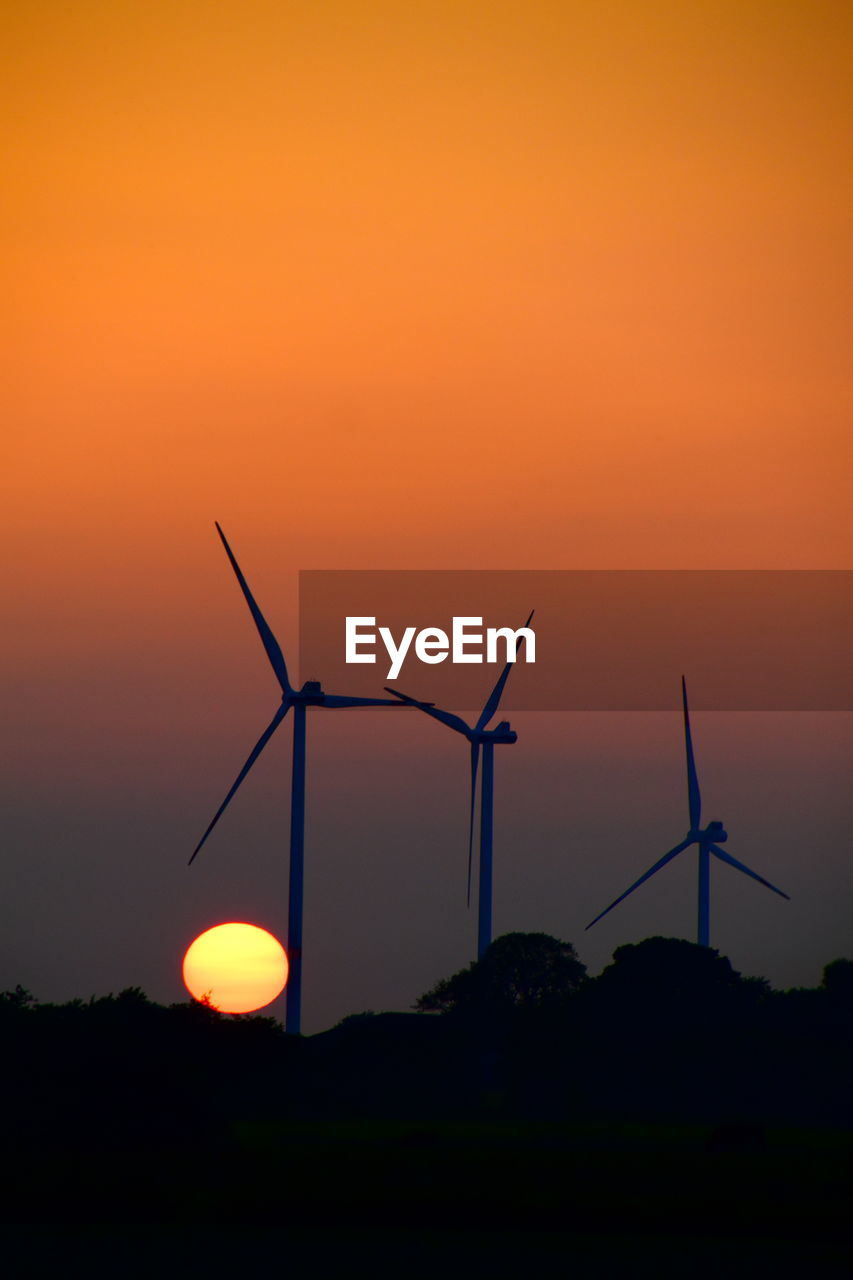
[822,958,853,1005]
[416,932,586,1016]
[592,935,749,998]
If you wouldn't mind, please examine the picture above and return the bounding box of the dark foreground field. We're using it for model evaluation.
[3,1121,852,1277]
[2,1122,852,1276]
[3,937,851,1275]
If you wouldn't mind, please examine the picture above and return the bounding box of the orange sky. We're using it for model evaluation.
[4,2,851,590]
[2,2,851,1023]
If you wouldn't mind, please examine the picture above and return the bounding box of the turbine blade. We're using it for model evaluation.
[384,689,472,737]
[215,523,291,694]
[585,838,694,930]
[188,703,288,865]
[384,688,436,708]
[682,675,701,829]
[322,694,410,708]
[475,609,535,731]
[467,742,480,908]
[710,844,790,900]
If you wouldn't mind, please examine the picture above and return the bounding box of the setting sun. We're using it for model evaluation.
[182,922,288,1014]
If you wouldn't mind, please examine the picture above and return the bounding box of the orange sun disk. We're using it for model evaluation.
[182,922,288,1013]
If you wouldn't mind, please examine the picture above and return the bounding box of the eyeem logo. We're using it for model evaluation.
[345,616,536,680]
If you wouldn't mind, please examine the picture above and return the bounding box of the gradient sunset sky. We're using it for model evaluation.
[3,2,851,1028]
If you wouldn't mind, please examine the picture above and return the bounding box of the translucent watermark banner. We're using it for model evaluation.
[298,571,853,710]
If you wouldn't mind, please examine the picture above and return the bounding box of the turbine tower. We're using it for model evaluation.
[585,676,789,947]
[387,612,533,960]
[190,523,405,1034]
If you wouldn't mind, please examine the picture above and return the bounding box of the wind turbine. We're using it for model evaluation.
[386,612,534,960]
[189,523,405,1034]
[585,676,789,947]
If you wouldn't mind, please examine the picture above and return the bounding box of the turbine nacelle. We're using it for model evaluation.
[481,720,516,744]
[298,680,326,704]
[279,679,326,706]
[687,820,728,844]
[700,819,727,843]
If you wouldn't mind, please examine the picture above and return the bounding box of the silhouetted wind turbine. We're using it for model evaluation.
[386,612,534,960]
[585,676,789,947]
[190,523,405,1034]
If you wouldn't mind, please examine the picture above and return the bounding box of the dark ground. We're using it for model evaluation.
[2,937,851,1276]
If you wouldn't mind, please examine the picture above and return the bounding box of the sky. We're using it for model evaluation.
[2,1,851,1030]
